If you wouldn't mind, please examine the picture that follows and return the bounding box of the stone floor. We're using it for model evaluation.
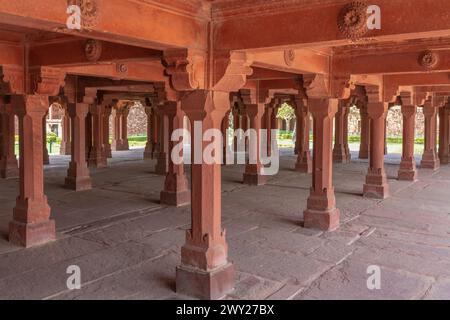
[0,147,449,300]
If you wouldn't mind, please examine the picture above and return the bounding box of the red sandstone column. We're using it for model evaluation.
[9,95,55,247]
[438,103,449,164]
[103,105,112,159]
[155,106,168,175]
[111,108,121,151]
[232,108,240,153]
[222,111,231,165]
[384,117,388,155]
[241,111,249,153]
[160,101,190,206]
[421,100,440,170]
[120,106,130,151]
[88,104,107,168]
[243,104,266,186]
[176,90,234,300]
[304,98,340,231]
[151,110,160,158]
[359,103,370,159]
[294,97,312,173]
[343,105,351,162]
[85,112,93,160]
[0,103,19,178]
[333,100,349,163]
[43,113,50,165]
[265,105,274,157]
[144,105,154,159]
[398,105,418,181]
[363,102,389,199]
[65,102,92,191]
[60,107,71,156]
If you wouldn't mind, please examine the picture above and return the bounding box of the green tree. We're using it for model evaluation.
[277,103,295,131]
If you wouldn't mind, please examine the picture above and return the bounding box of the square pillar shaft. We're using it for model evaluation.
[176,90,235,300]
[304,98,340,231]
[65,102,92,191]
[0,103,19,179]
[9,95,55,248]
[421,102,440,170]
[398,105,418,181]
[363,102,390,199]
[160,101,190,207]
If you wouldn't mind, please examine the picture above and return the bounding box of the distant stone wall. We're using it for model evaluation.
[107,103,428,139]
[127,102,147,136]
[348,106,425,138]
[108,102,148,138]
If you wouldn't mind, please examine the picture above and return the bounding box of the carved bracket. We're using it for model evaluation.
[163,49,206,91]
[29,67,66,96]
[303,73,354,99]
[213,51,253,92]
[0,65,24,94]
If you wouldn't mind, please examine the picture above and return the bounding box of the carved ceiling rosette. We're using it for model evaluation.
[68,0,99,28]
[85,39,102,62]
[338,1,369,41]
[419,51,439,70]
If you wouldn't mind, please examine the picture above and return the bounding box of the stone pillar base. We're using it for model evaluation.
[143,151,153,160]
[363,183,389,199]
[60,142,71,156]
[88,156,107,169]
[295,152,312,173]
[65,176,92,191]
[155,154,168,175]
[304,208,340,231]
[359,150,369,159]
[0,159,19,179]
[9,219,55,248]
[333,148,349,164]
[440,156,449,165]
[243,173,267,186]
[398,169,418,181]
[421,159,440,170]
[398,159,418,181]
[176,263,235,300]
[160,190,190,207]
[105,147,112,159]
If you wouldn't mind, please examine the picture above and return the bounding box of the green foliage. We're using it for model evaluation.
[47,132,60,144]
[128,135,148,142]
[276,103,295,121]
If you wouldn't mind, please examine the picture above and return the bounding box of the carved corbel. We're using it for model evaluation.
[330,74,355,99]
[163,49,206,91]
[412,90,427,107]
[365,85,383,104]
[213,51,253,92]
[432,93,446,108]
[398,90,413,106]
[0,65,24,94]
[29,67,66,96]
[382,82,400,104]
[303,74,330,99]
